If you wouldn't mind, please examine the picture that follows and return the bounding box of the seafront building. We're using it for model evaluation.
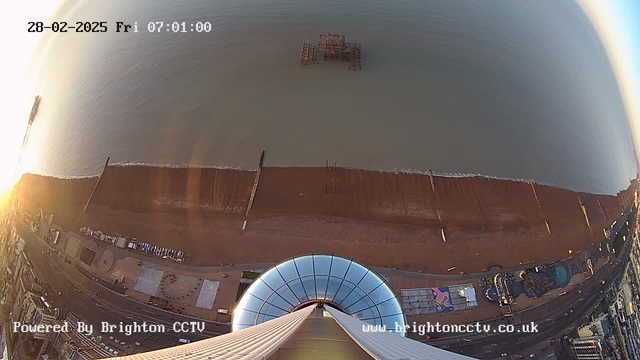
[14,292,56,359]
[570,336,606,359]
[566,209,640,360]
[49,315,114,360]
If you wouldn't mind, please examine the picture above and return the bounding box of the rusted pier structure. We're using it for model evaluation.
[299,33,362,70]
[346,42,362,70]
[299,39,316,66]
[318,33,346,60]
[318,33,362,70]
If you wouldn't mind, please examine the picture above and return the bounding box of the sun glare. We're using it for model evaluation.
[0,188,11,209]
[0,0,61,192]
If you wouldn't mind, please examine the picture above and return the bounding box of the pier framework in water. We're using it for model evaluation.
[299,33,362,70]
[299,39,316,66]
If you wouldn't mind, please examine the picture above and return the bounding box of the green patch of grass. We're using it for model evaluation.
[613,226,629,257]
[241,271,261,280]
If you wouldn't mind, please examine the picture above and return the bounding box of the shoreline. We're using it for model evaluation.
[13,164,637,272]
[26,160,616,195]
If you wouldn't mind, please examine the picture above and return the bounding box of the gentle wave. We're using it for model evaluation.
[26,162,563,190]
[110,162,252,171]
[33,174,98,180]
[340,166,562,189]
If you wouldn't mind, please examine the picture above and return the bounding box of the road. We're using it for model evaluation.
[426,260,616,358]
[432,207,636,359]
[18,221,231,353]
[475,254,623,359]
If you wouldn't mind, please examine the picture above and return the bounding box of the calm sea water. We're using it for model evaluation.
[26,0,637,194]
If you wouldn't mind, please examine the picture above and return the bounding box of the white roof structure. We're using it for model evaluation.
[112,305,315,359]
[195,279,220,310]
[133,267,164,296]
[326,306,476,360]
[458,285,478,307]
[111,304,476,360]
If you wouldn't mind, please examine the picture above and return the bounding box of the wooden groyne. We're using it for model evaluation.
[14,166,637,234]
[246,150,265,217]
[83,157,110,213]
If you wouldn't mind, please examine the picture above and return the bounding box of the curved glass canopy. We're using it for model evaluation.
[232,254,405,336]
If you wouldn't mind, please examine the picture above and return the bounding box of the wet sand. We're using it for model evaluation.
[90,165,255,214]
[13,165,636,272]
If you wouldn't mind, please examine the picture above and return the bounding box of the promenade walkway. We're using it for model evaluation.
[37,206,630,326]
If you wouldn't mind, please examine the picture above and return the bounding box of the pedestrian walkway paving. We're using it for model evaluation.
[38,214,627,328]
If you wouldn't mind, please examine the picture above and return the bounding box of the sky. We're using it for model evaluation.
[0,0,639,193]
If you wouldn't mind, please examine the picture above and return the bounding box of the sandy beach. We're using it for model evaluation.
[13,165,636,272]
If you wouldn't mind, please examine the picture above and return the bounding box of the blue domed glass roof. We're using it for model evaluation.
[232,254,405,336]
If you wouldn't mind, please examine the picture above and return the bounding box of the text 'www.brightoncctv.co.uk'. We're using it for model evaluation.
[362,322,539,335]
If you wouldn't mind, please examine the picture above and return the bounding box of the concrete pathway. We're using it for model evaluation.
[51,208,630,282]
